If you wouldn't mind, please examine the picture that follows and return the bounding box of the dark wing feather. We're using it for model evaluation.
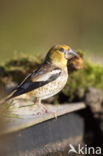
[9,64,61,99]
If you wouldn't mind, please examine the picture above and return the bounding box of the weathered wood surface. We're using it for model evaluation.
[1,102,86,135]
[0,102,86,156]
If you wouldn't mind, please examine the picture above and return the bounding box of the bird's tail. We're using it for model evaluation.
[0,89,17,105]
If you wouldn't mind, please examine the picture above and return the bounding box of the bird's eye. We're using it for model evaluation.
[59,48,64,52]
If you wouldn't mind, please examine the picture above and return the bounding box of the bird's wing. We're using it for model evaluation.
[8,64,61,99]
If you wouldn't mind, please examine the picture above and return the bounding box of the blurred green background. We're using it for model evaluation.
[0,0,103,62]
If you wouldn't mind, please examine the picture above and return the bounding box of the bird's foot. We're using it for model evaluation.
[37,108,57,119]
[35,99,57,119]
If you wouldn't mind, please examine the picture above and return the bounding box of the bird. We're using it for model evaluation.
[0,45,78,117]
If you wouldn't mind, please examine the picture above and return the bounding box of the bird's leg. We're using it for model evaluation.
[35,98,47,113]
[34,98,57,118]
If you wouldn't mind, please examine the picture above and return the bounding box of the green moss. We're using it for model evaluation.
[4,56,41,72]
[0,55,43,83]
[62,62,103,101]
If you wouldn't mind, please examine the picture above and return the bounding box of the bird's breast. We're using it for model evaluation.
[33,69,68,100]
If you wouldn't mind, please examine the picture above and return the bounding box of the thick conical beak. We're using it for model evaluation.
[65,48,78,60]
[68,48,78,57]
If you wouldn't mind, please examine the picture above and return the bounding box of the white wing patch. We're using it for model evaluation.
[33,69,61,81]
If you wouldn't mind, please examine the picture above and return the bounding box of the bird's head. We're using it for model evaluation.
[45,45,78,68]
